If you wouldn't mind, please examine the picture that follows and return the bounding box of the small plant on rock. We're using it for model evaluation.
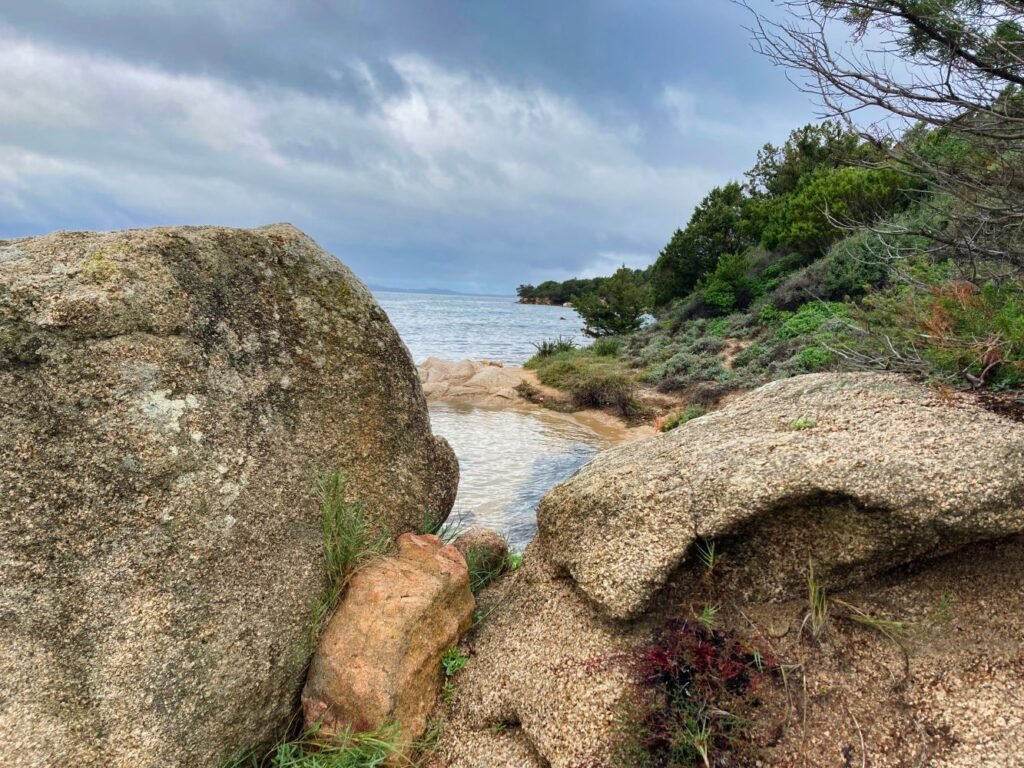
[695,539,718,574]
[696,604,719,630]
[442,646,469,678]
[662,404,708,432]
[464,544,509,593]
[789,416,816,431]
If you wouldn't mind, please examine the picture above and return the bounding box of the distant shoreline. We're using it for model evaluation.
[517,297,572,307]
[369,285,513,299]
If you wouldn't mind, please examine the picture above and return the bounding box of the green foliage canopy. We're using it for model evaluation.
[573,266,651,337]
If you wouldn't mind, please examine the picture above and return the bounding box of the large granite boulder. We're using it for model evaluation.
[537,373,1024,619]
[0,225,458,767]
[302,533,475,745]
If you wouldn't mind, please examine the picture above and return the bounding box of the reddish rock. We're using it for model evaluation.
[302,533,475,744]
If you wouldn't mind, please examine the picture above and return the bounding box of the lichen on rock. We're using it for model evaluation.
[0,224,458,768]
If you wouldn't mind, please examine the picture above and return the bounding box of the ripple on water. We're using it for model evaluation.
[428,401,611,551]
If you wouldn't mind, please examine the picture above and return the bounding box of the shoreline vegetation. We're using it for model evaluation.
[512,114,1024,428]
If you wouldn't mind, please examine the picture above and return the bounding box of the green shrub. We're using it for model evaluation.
[762,164,910,259]
[845,279,1024,387]
[701,252,759,314]
[775,301,847,340]
[704,318,730,338]
[731,343,768,370]
[591,337,622,356]
[795,346,832,371]
[530,350,643,419]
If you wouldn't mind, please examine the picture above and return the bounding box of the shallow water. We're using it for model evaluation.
[373,290,614,550]
[427,401,616,551]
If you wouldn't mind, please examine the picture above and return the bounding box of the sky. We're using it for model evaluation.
[0,0,818,294]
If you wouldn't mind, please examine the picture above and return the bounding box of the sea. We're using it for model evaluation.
[374,291,610,551]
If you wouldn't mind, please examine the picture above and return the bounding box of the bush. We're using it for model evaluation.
[795,345,833,371]
[567,368,643,419]
[845,280,1024,387]
[530,350,644,419]
[775,301,847,340]
[770,259,831,310]
[758,304,790,327]
[591,337,622,357]
[690,336,726,355]
[762,164,909,259]
[701,252,759,314]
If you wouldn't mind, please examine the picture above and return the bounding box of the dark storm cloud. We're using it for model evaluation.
[0,0,814,293]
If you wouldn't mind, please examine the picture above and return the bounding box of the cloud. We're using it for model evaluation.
[0,31,735,291]
[0,1,819,293]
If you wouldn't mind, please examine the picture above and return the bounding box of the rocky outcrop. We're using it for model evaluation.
[437,546,640,768]
[418,358,525,404]
[303,533,474,744]
[453,528,509,575]
[537,373,1024,619]
[435,373,1024,767]
[0,225,458,768]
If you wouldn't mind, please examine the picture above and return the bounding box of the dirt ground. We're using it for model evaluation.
[660,534,1024,767]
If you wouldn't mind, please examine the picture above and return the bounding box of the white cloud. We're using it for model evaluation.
[0,32,729,287]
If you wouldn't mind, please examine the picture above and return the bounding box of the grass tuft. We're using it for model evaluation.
[464,543,510,593]
[317,472,389,588]
[222,725,403,768]
[531,336,577,357]
[805,562,829,640]
[305,473,390,659]
[694,539,718,573]
[696,603,719,630]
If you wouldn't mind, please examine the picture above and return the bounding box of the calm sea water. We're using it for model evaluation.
[375,291,586,365]
[374,291,606,550]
